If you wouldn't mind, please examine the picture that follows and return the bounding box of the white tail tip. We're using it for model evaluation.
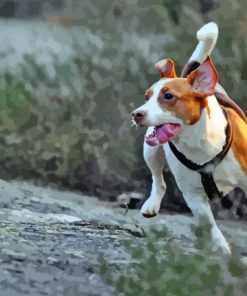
[197,22,218,41]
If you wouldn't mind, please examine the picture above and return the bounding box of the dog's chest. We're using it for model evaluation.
[163,144,246,195]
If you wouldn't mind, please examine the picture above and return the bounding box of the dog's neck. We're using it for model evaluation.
[173,95,227,165]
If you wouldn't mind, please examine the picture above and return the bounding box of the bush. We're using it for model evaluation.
[0,0,246,202]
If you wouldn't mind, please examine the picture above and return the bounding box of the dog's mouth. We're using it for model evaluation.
[145,123,182,146]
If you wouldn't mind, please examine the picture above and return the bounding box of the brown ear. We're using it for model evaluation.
[155,59,177,78]
[187,56,218,96]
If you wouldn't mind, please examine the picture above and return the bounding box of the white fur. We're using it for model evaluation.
[173,96,227,165]
[189,22,218,64]
[141,128,166,216]
[186,22,228,97]
[162,106,246,254]
[133,79,184,128]
[135,23,246,254]
[140,94,246,254]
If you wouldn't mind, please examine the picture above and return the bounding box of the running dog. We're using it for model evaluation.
[132,23,247,254]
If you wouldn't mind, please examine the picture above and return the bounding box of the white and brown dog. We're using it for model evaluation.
[132,22,247,254]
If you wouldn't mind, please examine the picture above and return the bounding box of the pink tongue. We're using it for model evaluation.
[146,123,181,146]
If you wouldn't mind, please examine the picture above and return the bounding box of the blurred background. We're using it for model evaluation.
[0,0,246,210]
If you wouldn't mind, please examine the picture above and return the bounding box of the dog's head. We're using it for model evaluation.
[132,57,218,146]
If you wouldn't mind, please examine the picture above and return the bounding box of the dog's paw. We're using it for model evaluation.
[211,226,232,255]
[211,242,231,255]
[141,197,161,218]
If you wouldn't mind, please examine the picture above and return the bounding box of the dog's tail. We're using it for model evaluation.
[182,23,246,121]
[181,22,218,77]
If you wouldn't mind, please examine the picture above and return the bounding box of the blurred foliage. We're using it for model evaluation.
[99,226,247,295]
[0,0,246,201]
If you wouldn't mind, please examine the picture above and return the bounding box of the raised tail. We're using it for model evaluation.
[181,22,219,77]
[181,22,246,122]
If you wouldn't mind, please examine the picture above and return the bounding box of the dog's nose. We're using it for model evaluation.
[132,111,146,122]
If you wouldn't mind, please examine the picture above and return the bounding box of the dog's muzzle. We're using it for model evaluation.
[132,110,146,126]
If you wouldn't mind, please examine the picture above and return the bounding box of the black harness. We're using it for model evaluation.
[168,108,234,207]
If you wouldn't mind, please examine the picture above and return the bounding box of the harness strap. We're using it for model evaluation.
[200,172,222,200]
[200,172,233,208]
[168,108,233,202]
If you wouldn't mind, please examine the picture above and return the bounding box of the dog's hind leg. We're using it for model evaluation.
[141,127,166,218]
[182,190,231,254]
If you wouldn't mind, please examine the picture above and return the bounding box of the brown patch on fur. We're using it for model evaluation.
[155,59,177,78]
[157,78,208,125]
[205,103,211,118]
[145,89,153,101]
[215,91,247,123]
[225,108,247,173]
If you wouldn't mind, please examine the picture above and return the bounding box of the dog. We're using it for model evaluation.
[132,22,247,254]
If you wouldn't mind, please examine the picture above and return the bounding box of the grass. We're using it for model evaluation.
[98,226,247,296]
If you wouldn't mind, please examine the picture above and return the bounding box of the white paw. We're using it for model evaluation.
[211,241,231,255]
[141,196,161,218]
[211,226,231,255]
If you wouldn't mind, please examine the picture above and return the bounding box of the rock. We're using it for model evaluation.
[117,191,144,209]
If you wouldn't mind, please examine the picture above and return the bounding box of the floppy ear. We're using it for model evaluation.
[155,59,177,78]
[187,56,218,96]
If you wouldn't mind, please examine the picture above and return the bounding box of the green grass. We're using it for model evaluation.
[98,227,247,296]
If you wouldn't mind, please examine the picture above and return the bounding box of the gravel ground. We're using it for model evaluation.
[0,179,247,295]
[0,180,143,296]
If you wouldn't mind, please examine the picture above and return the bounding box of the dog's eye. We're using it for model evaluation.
[145,95,149,102]
[164,92,174,100]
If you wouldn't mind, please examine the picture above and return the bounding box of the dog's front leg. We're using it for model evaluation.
[183,190,231,254]
[141,127,166,218]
